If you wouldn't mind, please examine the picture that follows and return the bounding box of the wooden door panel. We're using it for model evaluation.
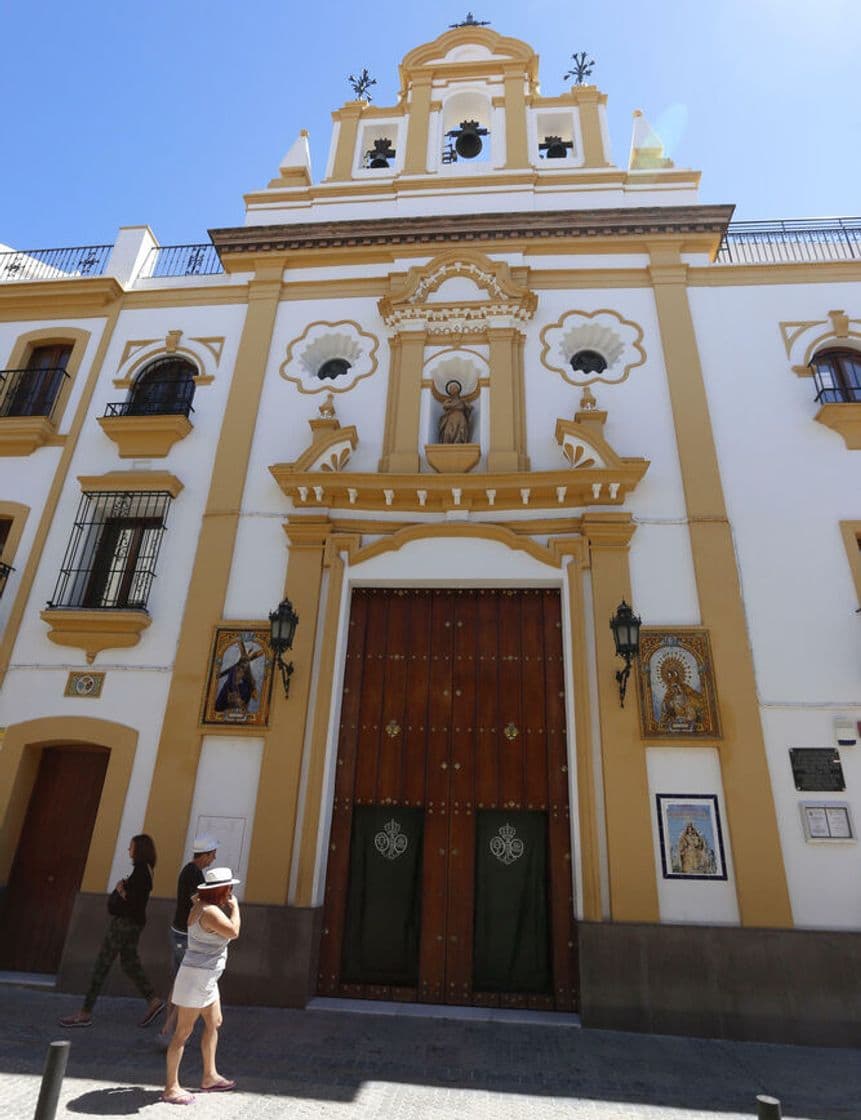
[375,594,410,803]
[0,747,108,973]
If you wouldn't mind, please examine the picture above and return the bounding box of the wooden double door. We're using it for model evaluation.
[318,588,578,1010]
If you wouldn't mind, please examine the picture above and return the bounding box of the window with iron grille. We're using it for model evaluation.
[48,491,173,610]
[811,348,861,404]
[103,356,197,419]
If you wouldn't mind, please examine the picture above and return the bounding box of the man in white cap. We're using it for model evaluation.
[158,833,217,1046]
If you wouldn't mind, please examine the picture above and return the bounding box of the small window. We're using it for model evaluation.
[48,491,173,610]
[318,358,352,381]
[570,349,608,375]
[123,357,196,417]
[0,343,71,419]
[811,349,861,404]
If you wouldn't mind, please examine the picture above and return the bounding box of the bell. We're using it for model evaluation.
[453,120,486,160]
[544,137,568,159]
[369,155,389,168]
[366,138,395,169]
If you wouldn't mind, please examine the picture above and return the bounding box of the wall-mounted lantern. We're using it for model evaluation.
[269,598,299,698]
[609,599,641,707]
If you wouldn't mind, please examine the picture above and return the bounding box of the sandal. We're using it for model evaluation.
[58,1014,92,1028]
[197,1079,236,1093]
[162,1091,194,1106]
[139,999,166,1027]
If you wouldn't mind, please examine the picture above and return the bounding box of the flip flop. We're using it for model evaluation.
[139,1000,166,1027]
[58,1015,92,1028]
[197,1080,236,1093]
[162,1091,194,1106]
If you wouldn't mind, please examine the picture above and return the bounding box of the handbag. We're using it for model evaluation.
[107,887,126,917]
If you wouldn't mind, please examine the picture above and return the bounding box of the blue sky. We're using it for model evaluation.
[2,0,859,249]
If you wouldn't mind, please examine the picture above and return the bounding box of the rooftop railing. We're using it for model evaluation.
[141,244,223,278]
[0,244,112,283]
[717,218,861,264]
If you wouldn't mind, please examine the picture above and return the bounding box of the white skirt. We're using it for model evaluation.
[171,963,222,1009]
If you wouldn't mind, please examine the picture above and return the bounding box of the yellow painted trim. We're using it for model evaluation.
[380,331,425,474]
[398,26,538,92]
[348,522,561,569]
[0,417,59,457]
[77,470,184,499]
[121,286,250,309]
[142,259,288,896]
[815,402,861,449]
[582,513,658,921]
[487,326,528,472]
[280,319,380,395]
[424,443,481,473]
[3,325,93,439]
[840,522,861,607]
[329,101,365,181]
[0,501,30,570]
[689,262,861,286]
[570,85,610,167]
[97,414,193,458]
[0,716,137,891]
[0,303,122,690]
[40,608,152,664]
[540,307,646,387]
[649,246,793,928]
[0,278,121,318]
[403,77,432,175]
[245,520,332,903]
[503,72,529,169]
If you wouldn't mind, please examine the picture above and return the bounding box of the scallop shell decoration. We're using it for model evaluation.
[427,353,484,397]
[280,320,380,394]
[540,309,646,387]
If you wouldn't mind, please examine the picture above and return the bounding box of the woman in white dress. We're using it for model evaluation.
[162,867,241,1105]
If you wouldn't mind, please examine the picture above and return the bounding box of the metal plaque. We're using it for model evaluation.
[789,748,845,792]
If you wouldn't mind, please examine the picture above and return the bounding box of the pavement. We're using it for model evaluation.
[1,985,859,1120]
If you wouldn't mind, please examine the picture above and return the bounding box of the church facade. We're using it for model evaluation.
[1,25,860,1044]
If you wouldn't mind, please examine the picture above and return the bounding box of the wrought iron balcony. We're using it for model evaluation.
[0,367,69,419]
[0,560,13,598]
[141,244,223,278]
[717,218,861,265]
[0,245,111,283]
[103,397,194,419]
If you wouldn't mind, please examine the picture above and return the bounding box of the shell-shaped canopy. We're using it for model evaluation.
[299,332,362,376]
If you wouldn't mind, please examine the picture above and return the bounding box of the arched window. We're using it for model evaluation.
[811,348,861,404]
[127,357,196,417]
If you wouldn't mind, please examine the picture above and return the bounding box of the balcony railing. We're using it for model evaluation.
[0,560,13,598]
[0,245,112,283]
[103,398,194,419]
[717,218,861,265]
[0,368,69,420]
[141,244,223,279]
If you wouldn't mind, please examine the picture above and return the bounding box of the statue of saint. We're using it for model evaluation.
[437,379,473,444]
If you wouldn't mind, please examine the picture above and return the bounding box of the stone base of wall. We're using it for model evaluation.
[56,894,322,1009]
[579,920,861,1047]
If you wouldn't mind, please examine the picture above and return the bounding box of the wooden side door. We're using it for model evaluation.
[0,747,109,973]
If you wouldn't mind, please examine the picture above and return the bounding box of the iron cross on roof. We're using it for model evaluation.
[449,12,490,27]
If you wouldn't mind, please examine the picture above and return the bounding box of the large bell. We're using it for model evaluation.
[366,138,395,169]
[543,136,568,159]
[453,120,486,159]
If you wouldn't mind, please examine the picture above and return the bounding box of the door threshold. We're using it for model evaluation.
[0,970,56,990]
[307,996,581,1027]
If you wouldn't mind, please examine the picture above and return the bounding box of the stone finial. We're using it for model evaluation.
[579,386,598,411]
[628,109,674,171]
[319,392,336,419]
[271,132,313,188]
[165,329,182,353]
[829,309,850,338]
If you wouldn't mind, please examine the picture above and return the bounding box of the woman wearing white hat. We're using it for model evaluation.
[162,867,241,1105]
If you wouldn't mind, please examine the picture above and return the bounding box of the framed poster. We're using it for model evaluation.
[637,629,721,739]
[201,625,273,727]
[655,794,728,880]
[800,802,855,842]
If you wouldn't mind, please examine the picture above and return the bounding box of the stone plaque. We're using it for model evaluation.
[789,748,845,792]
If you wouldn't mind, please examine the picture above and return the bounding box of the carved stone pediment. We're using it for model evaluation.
[378,249,536,333]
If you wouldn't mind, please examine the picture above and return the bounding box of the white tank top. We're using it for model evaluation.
[182,913,230,973]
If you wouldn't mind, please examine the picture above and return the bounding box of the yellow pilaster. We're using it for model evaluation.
[245,517,332,903]
[557,540,602,920]
[583,513,659,923]
[403,78,433,174]
[487,327,528,472]
[649,246,793,928]
[571,86,609,167]
[292,535,355,905]
[503,68,529,169]
[380,330,425,473]
[329,102,366,181]
[142,260,286,892]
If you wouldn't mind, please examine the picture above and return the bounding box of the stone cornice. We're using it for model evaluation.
[210,206,734,259]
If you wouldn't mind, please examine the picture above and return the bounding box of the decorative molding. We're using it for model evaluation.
[814,402,861,449]
[270,460,648,513]
[64,670,106,698]
[97,413,193,458]
[40,608,151,664]
[0,416,58,457]
[210,205,734,258]
[76,470,184,499]
[346,522,561,570]
[424,443,481,473]
[280,320,379,395]
[112,332,223,388]
[541,307,646,387]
